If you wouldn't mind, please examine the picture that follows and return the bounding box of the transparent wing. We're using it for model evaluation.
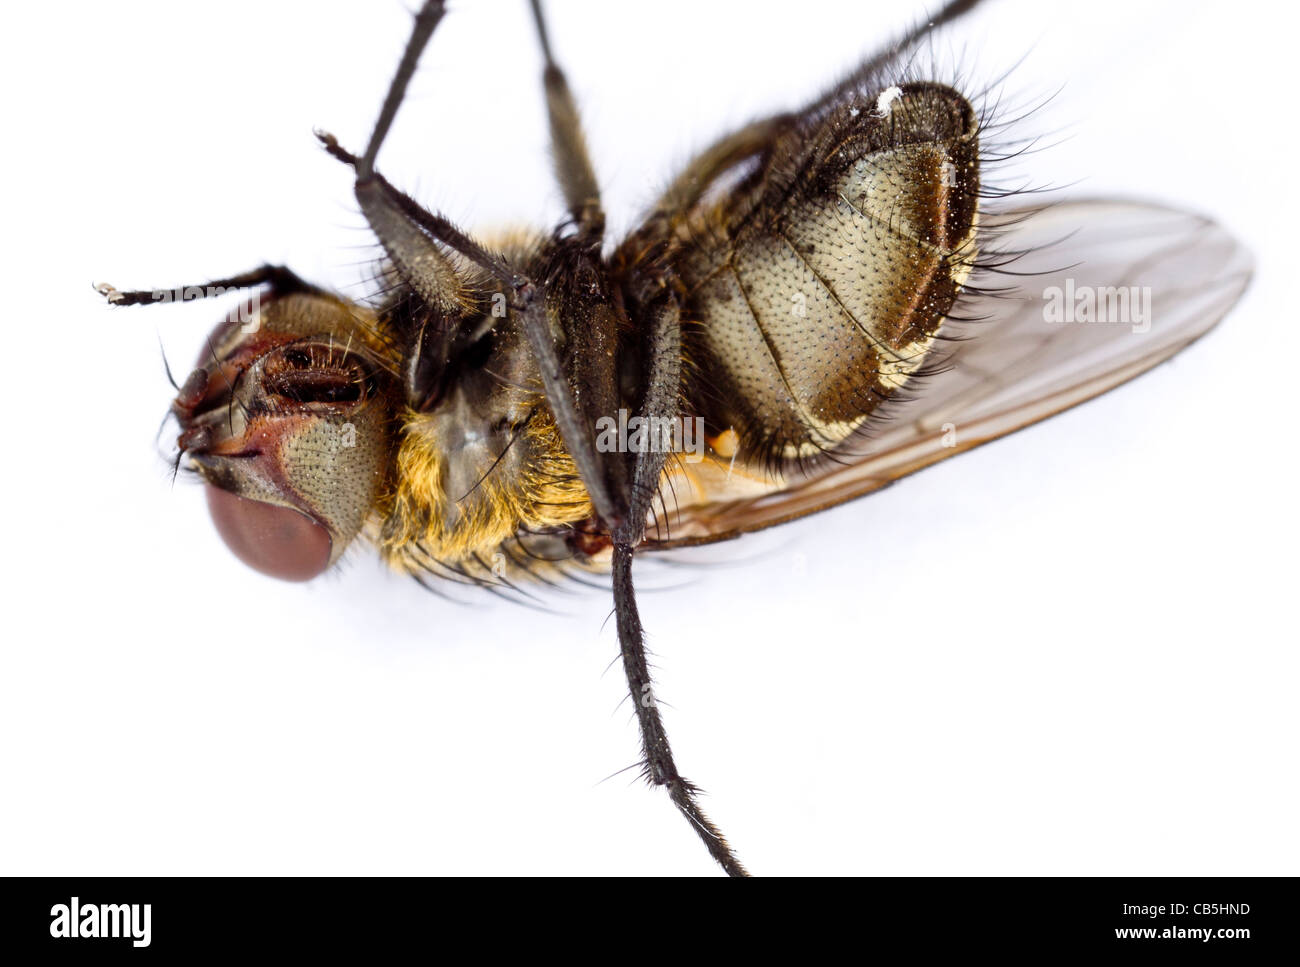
[647,199,1253,547]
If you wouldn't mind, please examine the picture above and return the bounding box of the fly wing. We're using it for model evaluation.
[646,199,1252,547]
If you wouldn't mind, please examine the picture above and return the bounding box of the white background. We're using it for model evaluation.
[1,0,1295,876]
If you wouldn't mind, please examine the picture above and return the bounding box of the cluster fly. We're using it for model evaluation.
[98,0,1251,875]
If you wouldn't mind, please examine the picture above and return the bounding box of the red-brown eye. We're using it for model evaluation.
[205,485,332,582]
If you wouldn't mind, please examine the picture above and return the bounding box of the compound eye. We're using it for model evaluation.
[205,485,332,582]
